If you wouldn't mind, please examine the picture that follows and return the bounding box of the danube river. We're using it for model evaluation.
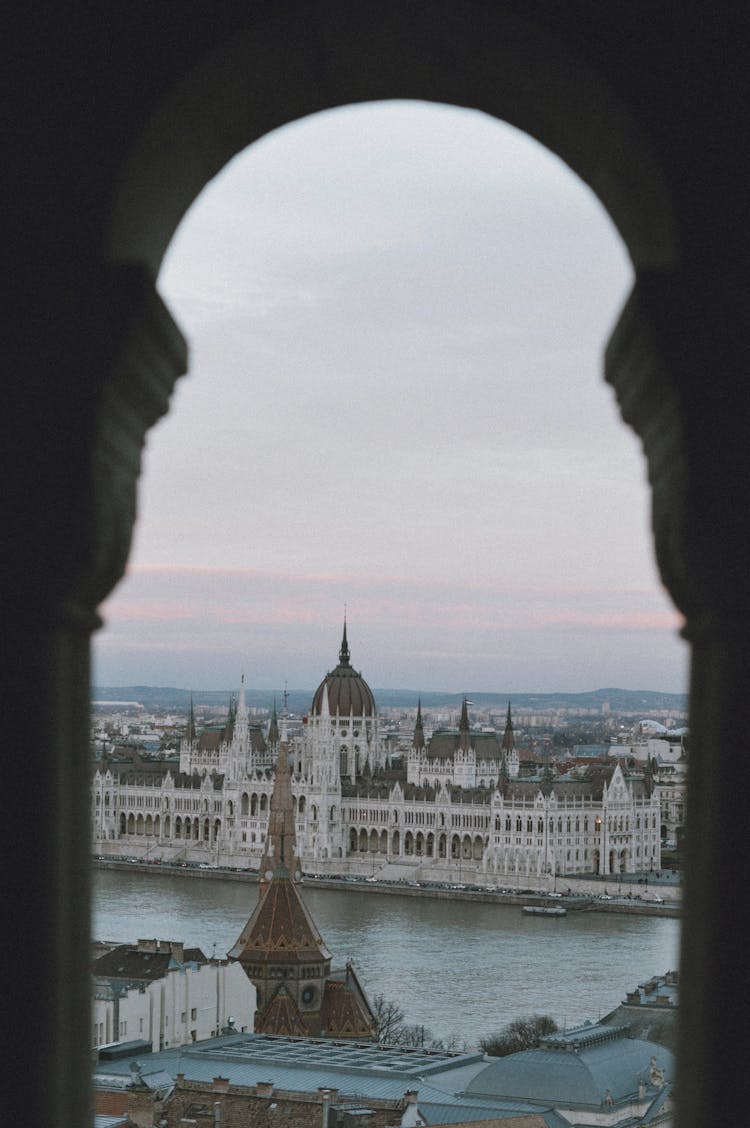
[93,869,679,1046]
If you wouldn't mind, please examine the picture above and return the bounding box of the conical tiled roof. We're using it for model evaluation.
[257,984,312,1037]
[227,870,332,966]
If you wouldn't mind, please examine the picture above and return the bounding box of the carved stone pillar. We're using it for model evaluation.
[3,264,186,1127]
[606,269,750,1127]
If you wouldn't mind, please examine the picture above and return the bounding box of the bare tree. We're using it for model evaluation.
[371,993,406,1043]
[480,1015,558,1057]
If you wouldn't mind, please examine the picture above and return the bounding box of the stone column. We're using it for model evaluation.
[606,269,750,1127]
[3,264,186,1127]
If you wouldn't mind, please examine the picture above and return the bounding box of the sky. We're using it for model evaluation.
[93,100,688,695]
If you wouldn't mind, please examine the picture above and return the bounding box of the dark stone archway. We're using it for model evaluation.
[6,7,750,1127]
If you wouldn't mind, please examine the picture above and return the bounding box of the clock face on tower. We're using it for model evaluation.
[301,985,315,1005]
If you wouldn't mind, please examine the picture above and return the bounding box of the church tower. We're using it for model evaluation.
[228,722,376,1039]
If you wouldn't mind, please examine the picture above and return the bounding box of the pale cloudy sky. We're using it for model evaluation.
[93,101,688,694]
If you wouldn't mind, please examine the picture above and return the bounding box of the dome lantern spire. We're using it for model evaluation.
[339,616,350,666]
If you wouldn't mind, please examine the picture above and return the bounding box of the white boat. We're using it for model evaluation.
[522,905,567,917]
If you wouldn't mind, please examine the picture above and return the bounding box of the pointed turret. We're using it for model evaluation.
[234,673,249,745]
[339,617,351,666]
[185,696,196,743]
[268,698,280,748]
[459,697,471,752]
[412,699,425,752]
[502,701,515,752]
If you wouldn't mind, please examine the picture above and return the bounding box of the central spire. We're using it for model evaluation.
[258,730,298,888]
[339,616,350,666]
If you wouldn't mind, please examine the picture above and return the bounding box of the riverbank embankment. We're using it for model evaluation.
[92,858,680,918]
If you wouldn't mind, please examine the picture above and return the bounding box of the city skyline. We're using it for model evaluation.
[93,100,687,695]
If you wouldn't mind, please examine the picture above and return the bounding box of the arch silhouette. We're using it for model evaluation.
[107,5,676,276]
[10,8,750,1128]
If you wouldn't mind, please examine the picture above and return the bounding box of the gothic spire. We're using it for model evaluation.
[186,696,196,742]
[459,697,470,752]
[502,700,515,752]
[339,616,351,666]
[258,730,298,888]
[268,697,279,747]
[412,698,425,751]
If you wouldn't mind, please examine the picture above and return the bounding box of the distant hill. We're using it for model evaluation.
[92,685,688,715]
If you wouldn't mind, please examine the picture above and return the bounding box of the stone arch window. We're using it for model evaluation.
[259,794,268,813]
[25,9,750,1123]
[298,796,306,814]
[241,793,250,817]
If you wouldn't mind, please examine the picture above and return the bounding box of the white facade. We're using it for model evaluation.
[93,960,255,1052]
[92,638,661,881]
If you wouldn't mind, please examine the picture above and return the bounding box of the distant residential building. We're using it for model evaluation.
[601,971,679,1050]
[92,626,661,881]
[92,938,255,1051]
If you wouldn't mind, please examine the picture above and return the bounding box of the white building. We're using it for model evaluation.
[92,626,661,881]
[92,938,255,1051]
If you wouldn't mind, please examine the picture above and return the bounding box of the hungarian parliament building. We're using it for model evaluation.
[91,626,662,882]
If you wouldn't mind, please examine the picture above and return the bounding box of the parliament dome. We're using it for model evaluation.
[311,624,376,718]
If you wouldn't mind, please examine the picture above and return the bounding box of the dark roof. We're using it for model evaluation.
[92,943,207,984]
[228,873,333,967]
[311,624,376,718]
[427,731,504,760]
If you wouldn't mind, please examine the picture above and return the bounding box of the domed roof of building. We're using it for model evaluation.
[464,1024,674,1107]
[311,623,376,718]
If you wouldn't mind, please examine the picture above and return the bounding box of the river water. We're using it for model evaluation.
[93,870,679,1046]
